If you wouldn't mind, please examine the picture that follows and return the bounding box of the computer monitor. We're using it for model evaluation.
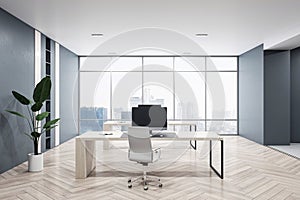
[132,105,167,130]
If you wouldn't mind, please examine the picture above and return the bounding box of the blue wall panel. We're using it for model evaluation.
[239,45,264,144]
[0,8,34,173]
[291,47,300,142]
[59,46,79,143]
[264,51,290,145]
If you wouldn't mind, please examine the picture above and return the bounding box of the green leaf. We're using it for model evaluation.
[12,91,30,105]
[43,118,60,129]
[31,102,43,112]
[31,132,41,139]
[33,77,51,103]
[45,124,58,131]
[36,112,49,121]
[5,110,27,119]
[24,132,33,140]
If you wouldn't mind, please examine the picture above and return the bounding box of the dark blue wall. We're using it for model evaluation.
[0,7,79,173]
[0,8,34,173]
[291,47,300,142]
[239,45,264,144]
[264,51,290,145]
[59,46,79,143]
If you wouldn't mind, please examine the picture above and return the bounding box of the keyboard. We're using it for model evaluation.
[150,131,177,138]
[121,131,177,138]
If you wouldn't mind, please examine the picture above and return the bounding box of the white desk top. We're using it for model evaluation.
[76,131,222,141]
[103,121,131,125]
[103,121,197,126]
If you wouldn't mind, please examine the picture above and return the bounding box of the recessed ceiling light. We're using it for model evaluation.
[91,33,104,37]
[195,33,208,37]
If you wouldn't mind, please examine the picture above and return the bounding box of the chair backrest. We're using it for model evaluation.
[128,126,152,153]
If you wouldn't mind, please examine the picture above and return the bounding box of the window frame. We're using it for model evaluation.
[79,55,239,135]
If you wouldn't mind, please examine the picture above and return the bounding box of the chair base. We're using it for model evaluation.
[128,171,162,190]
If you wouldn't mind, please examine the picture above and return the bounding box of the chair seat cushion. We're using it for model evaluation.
[129,150,160,163]
[129,152,152,163]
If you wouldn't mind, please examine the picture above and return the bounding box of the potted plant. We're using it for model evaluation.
[6,76,60,172]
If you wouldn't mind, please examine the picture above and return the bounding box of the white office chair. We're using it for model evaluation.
[127,126,163,190]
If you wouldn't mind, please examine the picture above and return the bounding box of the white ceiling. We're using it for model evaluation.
[1,0,300,55]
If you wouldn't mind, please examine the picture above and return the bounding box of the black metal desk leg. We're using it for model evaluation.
[209,139,224,179]
[189,124,197,150]
[190,140,197,150]
[209,140,212,166]
[221,140,223,178]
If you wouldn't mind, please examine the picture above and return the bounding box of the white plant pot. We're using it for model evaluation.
[28,153,43,172]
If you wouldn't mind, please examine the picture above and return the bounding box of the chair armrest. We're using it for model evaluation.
[152,147,161,161]
[153,148,161,153]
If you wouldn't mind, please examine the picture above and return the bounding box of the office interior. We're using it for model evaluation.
[0,0,300,199]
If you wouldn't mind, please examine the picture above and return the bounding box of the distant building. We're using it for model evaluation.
[80,107,107,133]
[129,96,141,107]
[150,98,164,105]
[129,89,165,107]
[121,111,131,121]
[121,111,131,131]
[176,101,197,119]
[95,107,107,121]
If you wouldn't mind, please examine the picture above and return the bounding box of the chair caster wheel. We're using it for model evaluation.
[144,186,148,190]
[128,184,132,188]
[158,178,160,181]
[128,180,131,183]
[159,183,163,187]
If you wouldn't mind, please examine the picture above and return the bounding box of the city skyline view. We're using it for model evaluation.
[80,56,237,134]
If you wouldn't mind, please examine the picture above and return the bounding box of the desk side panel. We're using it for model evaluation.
[75,138,96,179]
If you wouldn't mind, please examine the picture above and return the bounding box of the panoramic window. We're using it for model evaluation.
[79,56,238,134]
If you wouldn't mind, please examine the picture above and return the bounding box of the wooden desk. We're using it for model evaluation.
[103,121,198,149]
[103,121,197,131]
[75,131,224,179]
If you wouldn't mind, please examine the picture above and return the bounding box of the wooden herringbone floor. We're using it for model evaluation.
[1,136,300,200]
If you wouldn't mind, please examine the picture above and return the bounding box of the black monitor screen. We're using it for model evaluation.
[132,105,167,129]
